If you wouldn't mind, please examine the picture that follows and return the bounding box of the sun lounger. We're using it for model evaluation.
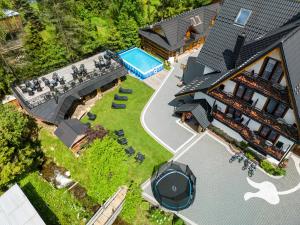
[118,138,128,145]
[125,146,135,156]
[114,94,128,101]
[119,87,133,94]
[87,112,97,121]
[112,102,126,109]
[114,129,124,137]
[135,152,145,163]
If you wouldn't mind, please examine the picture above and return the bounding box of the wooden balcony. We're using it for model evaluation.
[209,89,298,140]
[213,110,285,160]
[233,71,289,104]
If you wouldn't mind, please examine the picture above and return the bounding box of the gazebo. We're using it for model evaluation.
[151,161,196,211]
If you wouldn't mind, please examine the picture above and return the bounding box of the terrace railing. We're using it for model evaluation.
[213,110,285,160]
[17,62,124,109]
[233,71,289,104]
[210,89,298,141]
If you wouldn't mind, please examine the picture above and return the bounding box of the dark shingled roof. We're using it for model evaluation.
[139,3,220,51]
[281,27,300,125]
[175,102,212,129]
[176,0,300,97]
[182,57,205,84]
[198,0,300,73]
[54,119,88,148]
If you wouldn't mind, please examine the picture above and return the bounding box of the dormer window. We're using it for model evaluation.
[190,15,202,26]
[234,8,252,27]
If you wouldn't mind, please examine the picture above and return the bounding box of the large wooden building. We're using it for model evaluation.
[175,0,300,164]
[139,4,220,60]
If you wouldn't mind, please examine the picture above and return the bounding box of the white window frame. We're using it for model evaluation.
[234,8,252,27]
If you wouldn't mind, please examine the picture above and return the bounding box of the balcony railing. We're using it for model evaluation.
[213,110,285,160]
[209,89,298,140]
[233,71,289,104]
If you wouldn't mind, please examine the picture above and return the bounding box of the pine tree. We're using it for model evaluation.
[117,12,140,49]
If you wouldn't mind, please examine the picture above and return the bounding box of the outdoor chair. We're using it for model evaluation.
[119,87,133,94]
[114,129,124,137]
[135,152,145,163]
[87,112,97,121]
[112,102,126,109]
[125,146,135,156]
[114,94,128,101]
[118,137,128,145]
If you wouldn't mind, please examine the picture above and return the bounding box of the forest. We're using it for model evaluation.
[0,0,212,98]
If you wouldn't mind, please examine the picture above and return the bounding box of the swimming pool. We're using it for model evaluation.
[119,47,164,79]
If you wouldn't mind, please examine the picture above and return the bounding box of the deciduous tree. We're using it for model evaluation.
[0,104,41,190]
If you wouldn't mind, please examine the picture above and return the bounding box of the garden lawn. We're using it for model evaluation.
[82,76,172,182]
[38,75,172,224]
[19,172,90,225]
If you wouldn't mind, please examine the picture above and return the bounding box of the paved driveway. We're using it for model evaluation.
[141,51,200,152]
[143,133,300,225]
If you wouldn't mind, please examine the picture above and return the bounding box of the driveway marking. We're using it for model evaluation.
[244,155,300,204]
[175,119,197,152]
[141,67,198,154]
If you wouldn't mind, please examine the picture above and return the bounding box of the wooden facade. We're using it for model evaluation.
[141,34,205,60]
[207,47,298,162]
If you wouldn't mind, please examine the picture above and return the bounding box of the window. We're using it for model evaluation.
[268,130,278,143]
[236,85,246,98]
[243,89,254,101]
[274,103,287,118]
[265,99,287,118]
[260,126,271,138]
[271,64,283,83]
[234,8,252,27]
[235,85,254,102]
[266,99,278,114]
[262,58,277,80]
[259,126,278,143]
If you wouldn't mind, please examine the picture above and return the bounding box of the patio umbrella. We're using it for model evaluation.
[151,161,196,211]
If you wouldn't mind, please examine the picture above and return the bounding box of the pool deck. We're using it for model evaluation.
[143,70,169,90]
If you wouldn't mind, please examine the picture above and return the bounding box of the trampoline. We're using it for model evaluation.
[151,161,196,211]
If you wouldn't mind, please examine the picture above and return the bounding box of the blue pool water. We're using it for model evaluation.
[119,48,164,79]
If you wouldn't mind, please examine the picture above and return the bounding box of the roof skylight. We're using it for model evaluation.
[234,8,252,27]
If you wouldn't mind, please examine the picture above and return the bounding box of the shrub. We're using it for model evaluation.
[260,160,286,176]
[147,207,173,225]
[86,125,108,143]
[239,141,248,150]
[244,151,255,161]
[173,215,186,225]
[164,60,171,71]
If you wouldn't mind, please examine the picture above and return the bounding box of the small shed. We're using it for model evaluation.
[54,119,88,148]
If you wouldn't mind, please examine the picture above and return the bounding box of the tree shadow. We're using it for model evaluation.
[22,183,60,225]
[151,161,168,177]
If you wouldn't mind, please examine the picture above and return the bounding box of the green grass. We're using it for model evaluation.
[19,172,90,225]
[36,76,172,224]
[82,76,172,182]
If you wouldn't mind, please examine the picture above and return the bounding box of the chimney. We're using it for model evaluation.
[233,33,246,67]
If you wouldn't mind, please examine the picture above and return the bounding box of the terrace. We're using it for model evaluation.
[233,71,289,104]
[213,110,285,160]
[12,51,127,125]
[209,89,298,141]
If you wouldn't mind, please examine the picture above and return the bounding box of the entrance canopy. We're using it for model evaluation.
[151,161,196,211]
[175,100,212,129]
